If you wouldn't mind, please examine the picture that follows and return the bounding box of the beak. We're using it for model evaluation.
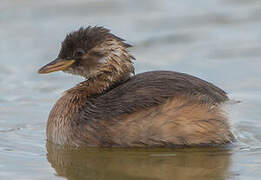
[38,58,75,74]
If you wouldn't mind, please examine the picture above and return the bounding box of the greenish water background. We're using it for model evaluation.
[1,0,261,179]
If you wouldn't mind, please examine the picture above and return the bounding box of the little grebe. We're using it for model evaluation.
[38,26,234,147]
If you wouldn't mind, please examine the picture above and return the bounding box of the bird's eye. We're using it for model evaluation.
[74,49,85,57]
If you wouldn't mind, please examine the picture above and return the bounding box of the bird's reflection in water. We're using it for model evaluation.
[46,142,232,180]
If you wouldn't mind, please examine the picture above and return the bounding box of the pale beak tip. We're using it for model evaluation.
[38,67,45,74]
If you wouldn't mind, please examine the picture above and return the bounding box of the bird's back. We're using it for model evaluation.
[83,71,228,121]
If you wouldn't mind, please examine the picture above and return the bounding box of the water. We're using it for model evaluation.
[1,0,261,179]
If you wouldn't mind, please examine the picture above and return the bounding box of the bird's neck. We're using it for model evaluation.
[66,44,135,97]
[66,71,132,97]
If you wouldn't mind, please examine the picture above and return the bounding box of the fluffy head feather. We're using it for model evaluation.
[58,26,135,79]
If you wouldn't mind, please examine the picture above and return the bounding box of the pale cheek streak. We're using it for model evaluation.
[98,57,107,64]
[112,49,121,57]
[65,66,90,78]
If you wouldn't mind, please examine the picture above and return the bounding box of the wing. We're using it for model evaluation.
[81,71,228,120]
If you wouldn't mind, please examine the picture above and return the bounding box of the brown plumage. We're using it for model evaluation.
[38,26,234,147]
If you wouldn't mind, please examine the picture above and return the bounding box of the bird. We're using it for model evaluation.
[38,26,234,147]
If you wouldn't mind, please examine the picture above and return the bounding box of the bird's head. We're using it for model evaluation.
[38,26,135,79]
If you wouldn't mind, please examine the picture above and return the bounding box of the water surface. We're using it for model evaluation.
[1,0,261,179]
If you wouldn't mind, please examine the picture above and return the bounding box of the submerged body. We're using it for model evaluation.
[39,26,234,147]
[47,71,233,147]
